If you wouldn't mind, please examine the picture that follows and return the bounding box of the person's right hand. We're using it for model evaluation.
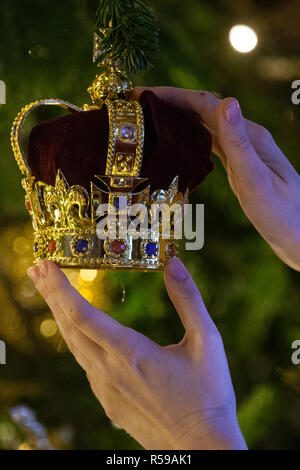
[132,87,300,271]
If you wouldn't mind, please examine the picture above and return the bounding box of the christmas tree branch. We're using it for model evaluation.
[95,0,159,73]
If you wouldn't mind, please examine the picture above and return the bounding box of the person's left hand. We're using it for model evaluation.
[27,258,246,450]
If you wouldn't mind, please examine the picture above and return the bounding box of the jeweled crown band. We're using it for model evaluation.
[33,228,179,271]
[105,99,144,178]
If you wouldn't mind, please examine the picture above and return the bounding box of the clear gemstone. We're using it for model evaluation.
[121,125,135,140]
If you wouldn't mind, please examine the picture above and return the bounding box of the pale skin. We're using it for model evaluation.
[132,87,300,271]
[27,258,247,450]
[27,88,300,450]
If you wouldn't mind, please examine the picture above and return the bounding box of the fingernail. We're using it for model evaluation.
[224,99,241,125]
[27,266,40,285]
[167,257,189,281]
[39,260,48,278]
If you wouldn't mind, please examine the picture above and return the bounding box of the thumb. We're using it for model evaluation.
[164,258,216,339]
[216,98,268,193]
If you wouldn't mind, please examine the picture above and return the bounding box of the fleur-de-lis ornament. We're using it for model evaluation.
[43,170,90,229]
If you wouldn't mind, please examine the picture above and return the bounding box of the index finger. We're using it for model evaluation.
[28,260,138,357]
[132,86,294,176]
[131,86,220,131]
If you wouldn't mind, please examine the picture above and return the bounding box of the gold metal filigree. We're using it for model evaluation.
[43,170,90,229]
[11,54,187,271]
[88,66,132,107]
[88,27,133,106]
[105,99,144,177]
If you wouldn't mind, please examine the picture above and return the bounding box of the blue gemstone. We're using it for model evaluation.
[146,242,157,257]
[75,239,88,254]
[34,242,38,253]
[115,196,127,210]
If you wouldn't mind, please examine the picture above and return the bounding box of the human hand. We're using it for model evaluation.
[132,87,300,271]
[27,258,247,450]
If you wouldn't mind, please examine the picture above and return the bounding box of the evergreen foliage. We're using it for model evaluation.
[95,0,159,73]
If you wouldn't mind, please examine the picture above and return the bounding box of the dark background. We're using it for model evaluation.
[1,0,300,450]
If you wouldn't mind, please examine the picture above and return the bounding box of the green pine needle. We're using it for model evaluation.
[95,0,159,74]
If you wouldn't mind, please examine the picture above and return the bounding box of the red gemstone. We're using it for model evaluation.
[48,240,56,254]
[25,199,31,211]
[111,240,126,255]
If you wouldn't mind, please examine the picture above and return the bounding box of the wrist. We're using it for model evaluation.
[203,410,247,450]
[208,422,247,450]
[173,410,247,450]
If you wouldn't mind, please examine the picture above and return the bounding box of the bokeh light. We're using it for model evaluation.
[79,269,98,282]
[40,319,58,338]
[18,442,31,450]
[13,237,31,255]
[229,25,258,53]
[79,288,94,303]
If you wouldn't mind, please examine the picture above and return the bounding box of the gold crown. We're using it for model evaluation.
[11,60,186,271]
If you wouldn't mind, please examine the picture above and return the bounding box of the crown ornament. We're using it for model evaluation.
[11,86,185,271]
[10,1,213,271]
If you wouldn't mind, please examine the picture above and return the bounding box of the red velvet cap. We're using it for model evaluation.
[27,90,213,194]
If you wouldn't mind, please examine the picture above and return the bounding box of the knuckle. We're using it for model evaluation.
[110,375,125,394]
[60,315,73,335]
[231,132,252,152]
[67,305,85,327]
[256,124,273,145]
[197,90,219,107]
[101,362,122,389]
[45,277,64,298]
[35,275,47,294]
[178,279,201,301]
[125,335,152,373]
[205,326,223,349]
[197,90,213,100]
[197,90,210,99]
[129,350,148,374]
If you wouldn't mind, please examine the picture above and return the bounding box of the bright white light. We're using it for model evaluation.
[229,25,258,53]
[80,269,97,282]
